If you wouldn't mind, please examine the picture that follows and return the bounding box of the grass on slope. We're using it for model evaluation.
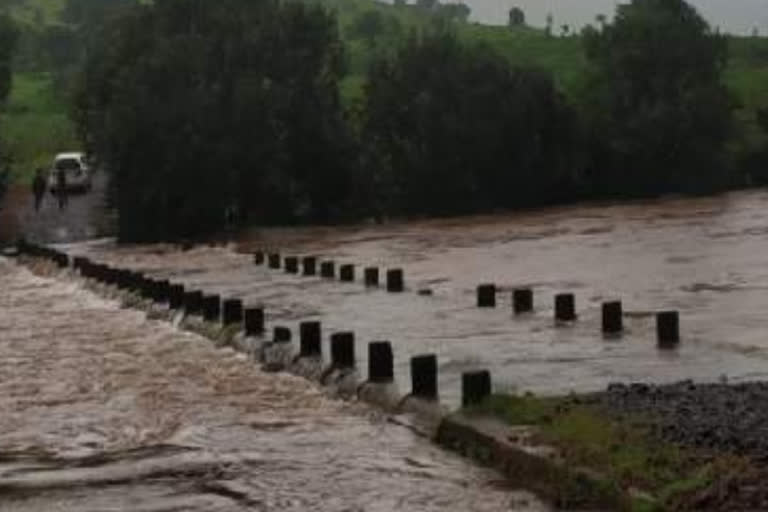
[4,0,64,25]
[470,394,730,511]
[3,0,768,184]
[1,72,78,184]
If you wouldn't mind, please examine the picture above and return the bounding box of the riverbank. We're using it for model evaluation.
[448,381,768,510]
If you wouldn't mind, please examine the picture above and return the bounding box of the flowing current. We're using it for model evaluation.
[62,190,768,407]
[0,258,544,511]
[9,184,768,509]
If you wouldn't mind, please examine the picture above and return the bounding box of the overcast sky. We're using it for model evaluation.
[459,0,768,35]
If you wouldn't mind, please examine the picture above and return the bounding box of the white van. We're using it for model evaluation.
[48,152,93,193]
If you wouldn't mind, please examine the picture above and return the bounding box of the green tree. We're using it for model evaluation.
[74,0,353,241]
[439,3,471,22]
[0,14,17,102]
[416,0,438,11]
[545,12,554,37]
[62,0,138,26]
[595,14,607,27]
[0,15,17,207]
[362,30,578,216]
[349,9,385,46]
[581,0,733,195]
[508,7,525,27]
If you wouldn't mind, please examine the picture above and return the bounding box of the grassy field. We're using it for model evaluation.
[4,0,64,25]
[3,0,768,183]
[1,72,78,184]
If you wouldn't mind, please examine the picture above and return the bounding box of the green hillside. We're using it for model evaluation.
[4,0,64,25]
[3,0,768,182]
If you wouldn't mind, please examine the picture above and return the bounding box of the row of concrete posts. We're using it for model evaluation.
[476,284,680,348]
[15,243,492,408]
[255,251,405,292]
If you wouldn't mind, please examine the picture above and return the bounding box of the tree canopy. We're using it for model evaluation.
[581,0,733,196]
[74,0,353,242]
[0,14,18,103]
[508,7,525,27]
[362,30,578,217]
[67,0,747,241]
[0,15,17,206]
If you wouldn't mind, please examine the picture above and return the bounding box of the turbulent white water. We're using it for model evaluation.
[0,258,545,511]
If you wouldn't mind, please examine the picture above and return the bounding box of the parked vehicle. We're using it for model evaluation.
[48,153,93,194]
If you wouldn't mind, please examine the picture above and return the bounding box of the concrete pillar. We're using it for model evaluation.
[339,264,355,282]
[477,284,497,308]
[202,295,221,322]
[169,284,185,309]
[268,253,281,269]
[73,257,86,271]
[513,288,533,314]
[128,272,143,292]
[244,308,265,336]
[155,280,171,304]
[410,354,438,401]
[320,261,336,279]
[148,278,160,299]
[97,265,107,283]
[330,332,355,369]
[184,291,203,315]
[364,267,379,287]
[368,341,393,384]
[387,269,404,293]
[253,251,265,265]
[302,256,317,276]
[116,269,131,290]
[602,301,623,334]
[300,321,322,357]
[222,298,244,326]
[462,370,492,407]
[55,253,69,268]
[105,266,118,286]
[139,277,153,298]
[273,326,292,344]
[657,311,680,348]
[284,256,299,274]
[555,293,576,321]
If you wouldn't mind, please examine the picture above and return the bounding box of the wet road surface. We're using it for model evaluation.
[0,257,545,511]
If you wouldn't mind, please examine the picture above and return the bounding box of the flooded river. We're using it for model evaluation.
[65,190,768,406]
[0,258,543,511]
[11,187,768,509]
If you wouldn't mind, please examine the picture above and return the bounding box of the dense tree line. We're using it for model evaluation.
[74,0,353,241]
[580,0,733,196]
[361,31,578,216]
[74,0,737,242]
[0,15,18,205]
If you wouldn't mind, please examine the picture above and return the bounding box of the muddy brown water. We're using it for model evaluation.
[64,190,768,407]
[12,184,768,509]
[0,258,544,511]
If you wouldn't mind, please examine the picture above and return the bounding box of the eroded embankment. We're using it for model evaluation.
[439,381,768,511]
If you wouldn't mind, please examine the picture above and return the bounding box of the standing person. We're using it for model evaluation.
[56,167,68,210]
[32,168,46,212]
